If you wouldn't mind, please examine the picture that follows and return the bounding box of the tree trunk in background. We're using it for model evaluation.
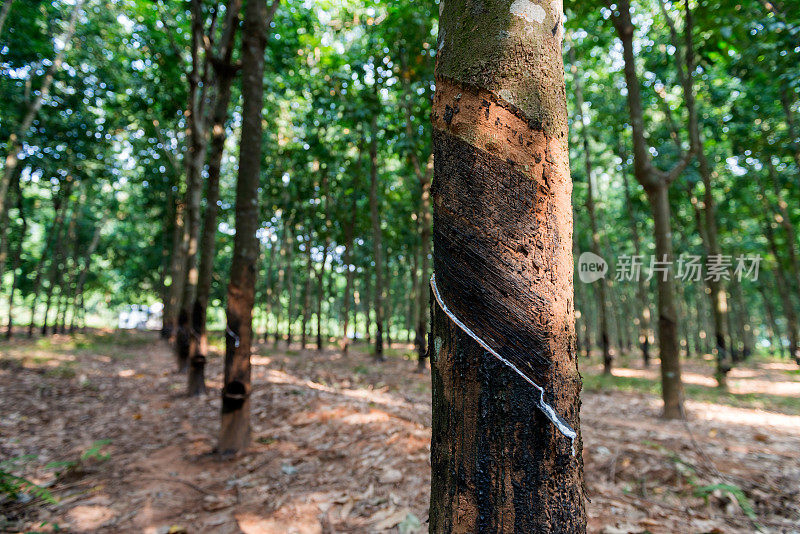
[164,196,187,338]
[0,0,14,37]
[429,1,585,531]
[219,0,275,455]
[730,280,752,361]
[368,112,385,361]
[416,156,432,369]
[363,273,372,345]
[766,158,800,291]
[261,236,278,342]
[28,183,70,337]
[611,0,691,418]
[6,178,26,338]
[340,179,358,354]
[759,285,784,358]
[301,235,314,349]
[68,224,102,333]
[780,86,800,174]
[621,170,652,366]
[0,0,84,227]
[284,221,295,347]
[42,187,83,336]
[669,0,732,387]
[176,0,214,374]
[762,216,800,364]
[190,0,242,397]
[574,63,612,374]
[316,169,331,351]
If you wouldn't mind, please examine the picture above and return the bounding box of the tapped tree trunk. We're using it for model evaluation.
[191,0,243,396]
[368,113,386,361]
[429,1,585,531]
[219,0,276,454]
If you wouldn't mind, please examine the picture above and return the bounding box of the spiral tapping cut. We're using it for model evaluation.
[430,273,577,455]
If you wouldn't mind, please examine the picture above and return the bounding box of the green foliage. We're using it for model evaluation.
[0,457,56,505]
[694,483,757,521]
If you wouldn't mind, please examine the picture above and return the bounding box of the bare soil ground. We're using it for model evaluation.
[1,331,799,533]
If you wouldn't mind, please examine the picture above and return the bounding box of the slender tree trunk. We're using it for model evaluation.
[0,0,14,38]
[190,0,242,397]
[759,285,784,358]
[301,235,314,350]
[316,170,331,351]
[5,180,26,338]
[762,215,800,364]
[429,2,585,531]
[68,224,102,333]
[363,272,372,345]
[176,0,215,374]
[340,169,358,353]
[611,0,690,418]
[219,0,276,455]
[573,61,612,374]
[667,0,732,387]
[368,112,385,361]
[780,86,800,174]
[284,221,295,347]
[621,171,652,366]
[28,186,70,337]
[0,0,84,225]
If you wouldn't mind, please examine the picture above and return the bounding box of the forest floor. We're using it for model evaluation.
[1,331,799,534]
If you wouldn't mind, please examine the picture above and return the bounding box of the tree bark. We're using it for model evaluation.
[611,0,690,418]
[27,182,70,336]
[301,234,314,350]
[429,1,585,531]
[175,0,215,374]
[5,177,25,338]
[190,0,243,397]
[316,169,331,351]
[219,0,276,454]
[621,165,652,366]
[573,56,612,375]
[0,0,84,226]
[664,0,732,387]
[368,112,385,360]
[340,147,361,354]
[0,0,14,38]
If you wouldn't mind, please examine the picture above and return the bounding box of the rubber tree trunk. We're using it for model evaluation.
[674,1,731,387]
[176,0,214,374]
[429,1,585,531]
[190,0,242,397]
[573,60,612,374]
[301,234,314,349]
[0,0,14,38]
[611,0,689,418]
[340,178,358,354]
[316,169,331,351]
[218,0,275,455]
[5,179,26,338]
[368,112,385,361]
[621,170,652,366]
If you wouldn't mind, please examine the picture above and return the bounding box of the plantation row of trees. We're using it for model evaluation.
[0,0,797,455]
